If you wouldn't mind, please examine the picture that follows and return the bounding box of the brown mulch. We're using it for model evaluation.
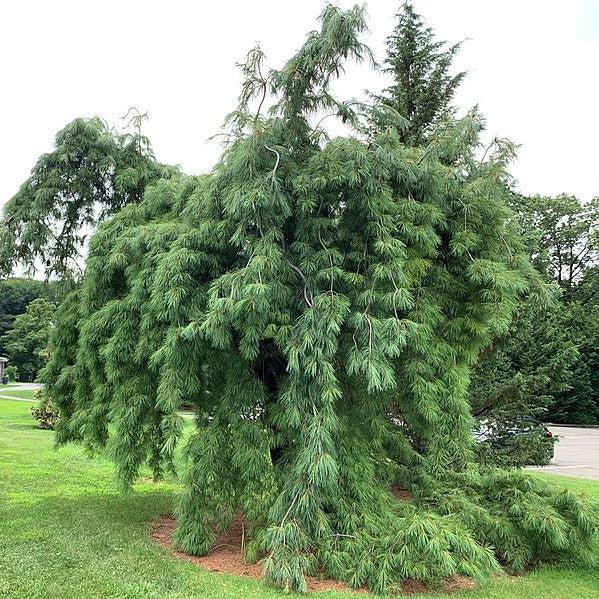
[150,514,365,594]
[150,514,476,595]
[443,576,477,593]
[390,485,413,501]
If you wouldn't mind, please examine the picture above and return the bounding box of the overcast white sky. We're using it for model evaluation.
[1,0,598,207]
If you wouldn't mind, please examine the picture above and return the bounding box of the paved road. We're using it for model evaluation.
[529,426,599,480]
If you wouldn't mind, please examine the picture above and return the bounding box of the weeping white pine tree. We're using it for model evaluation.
[43,6,597,594]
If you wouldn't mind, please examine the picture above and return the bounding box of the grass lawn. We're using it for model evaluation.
[1,398,598,599]
[0,388,37,400]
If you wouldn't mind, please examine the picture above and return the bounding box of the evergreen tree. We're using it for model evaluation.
[0,115,177,278]
[547,297,599,424]
[43,7,597,594]
[470,293,579,423]
[3,297,54,381]
[571,264,599,406]
[377,1,466,145]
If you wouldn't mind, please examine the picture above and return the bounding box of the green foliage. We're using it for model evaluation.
[2,298,54,381]
[510,194,598,294]
[474,421,555,468]
[474,194,599,428]
[0,277,58,356]
[547,298,599,424]
[43,6,598,594]
[375,1,466,145]
[30,388,59,430]
[0,116,178,278]
[470,293,579,421]
[5,364,19,381]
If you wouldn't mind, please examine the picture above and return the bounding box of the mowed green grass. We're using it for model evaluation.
[1,398,599,599]
[0,387,37,400]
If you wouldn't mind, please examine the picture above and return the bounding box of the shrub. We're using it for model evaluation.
[5,365,18,382]
[31,390,58,430]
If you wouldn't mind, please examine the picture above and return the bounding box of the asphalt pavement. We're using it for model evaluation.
[529,425,599,480]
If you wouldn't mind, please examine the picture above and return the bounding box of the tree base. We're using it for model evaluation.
[153,513,482,595]
[173,468,598,594]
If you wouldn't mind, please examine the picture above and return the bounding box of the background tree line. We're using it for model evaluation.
[0,278,59,381]
[471,194,599,425]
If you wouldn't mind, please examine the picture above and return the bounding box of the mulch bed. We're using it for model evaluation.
[150,510,476,595]
[150,514,364,594]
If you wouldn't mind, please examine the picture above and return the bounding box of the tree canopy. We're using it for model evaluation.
[0,115,177,279]
[474,193,599,428]
[42,5,597,594]
[511,193,598,294]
